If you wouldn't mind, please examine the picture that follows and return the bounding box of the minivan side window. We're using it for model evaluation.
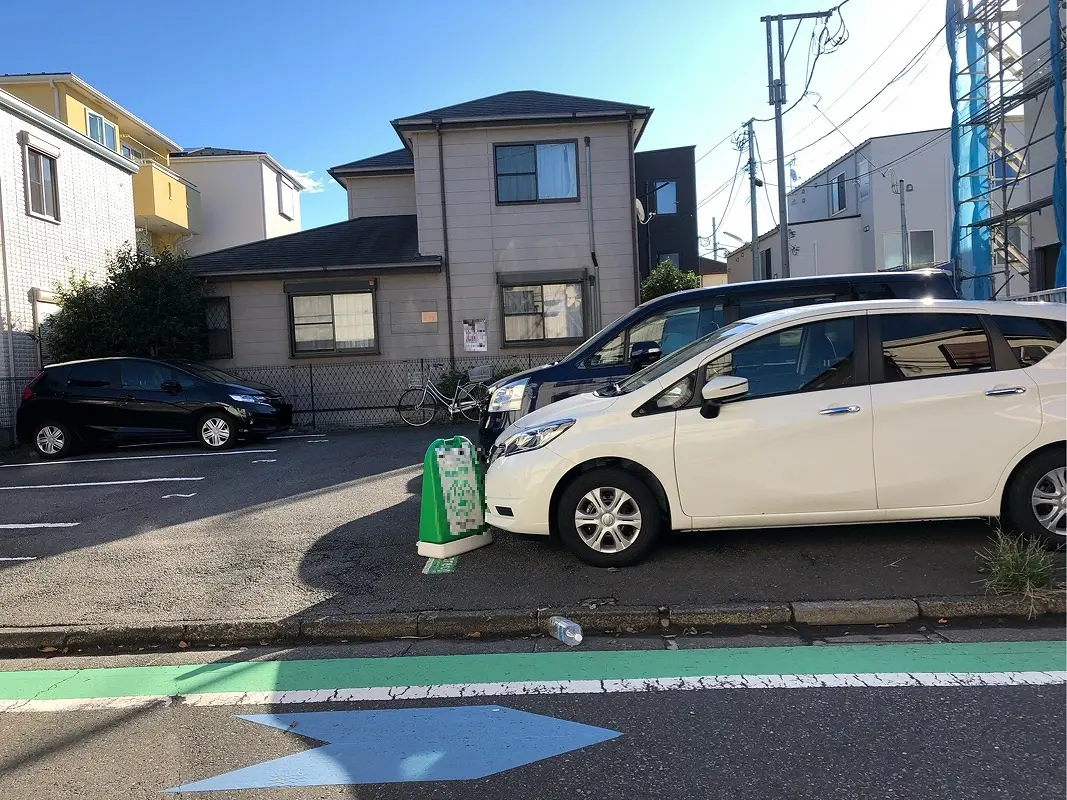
[581,299,724,368]
[879,313,992,381]
[735,292,838,320]
[706,317,855,399]
[66,362,115,389]
[993,315,1066,367]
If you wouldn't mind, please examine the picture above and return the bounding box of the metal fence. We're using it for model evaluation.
[1005,288,1067,303]
[0,353,568,444]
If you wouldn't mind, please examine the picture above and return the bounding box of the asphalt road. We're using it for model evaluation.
[0,625,1063,799]
[0,425,1011,628]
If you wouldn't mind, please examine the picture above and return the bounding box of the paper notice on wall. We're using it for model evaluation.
[463,319,487,352]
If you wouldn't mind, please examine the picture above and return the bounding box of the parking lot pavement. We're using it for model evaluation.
[0,424,1010,630]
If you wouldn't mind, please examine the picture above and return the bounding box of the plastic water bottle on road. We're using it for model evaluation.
[546,615,583,646]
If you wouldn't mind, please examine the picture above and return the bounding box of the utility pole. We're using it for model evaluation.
[762,9,834,279]
[746,119,760,281]
[898,179,910,269]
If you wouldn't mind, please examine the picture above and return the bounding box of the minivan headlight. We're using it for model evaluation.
[487,379,528,413]
[500,418,575,457]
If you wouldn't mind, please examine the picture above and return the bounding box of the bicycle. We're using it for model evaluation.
[397,365,490,427]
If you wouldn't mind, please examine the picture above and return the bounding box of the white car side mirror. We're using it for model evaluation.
[701,375,749,402]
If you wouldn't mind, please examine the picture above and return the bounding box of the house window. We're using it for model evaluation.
[26,149,59,220]
[204,297,232,359]
[494,141,578,204]
[121,143,143,161]
[760,248,772,280]
[883,230,936,269]
[278,174,296,220]
[86,110,117,151]
[830,172,847,214]
[290,292,376,354]
[858,155,871,200]
[653,180,677,214]
[501,282,583,343]
[657,253,680,269]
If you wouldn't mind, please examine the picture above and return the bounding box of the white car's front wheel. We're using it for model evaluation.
[557,468,661,567]
[1006,449,1066,546]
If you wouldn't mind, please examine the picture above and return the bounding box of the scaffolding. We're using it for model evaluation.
[947,0,1066,298]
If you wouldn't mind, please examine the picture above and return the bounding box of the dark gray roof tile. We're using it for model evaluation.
[330,148,413,173]
[393,90,650,125]
[185,215,438,276]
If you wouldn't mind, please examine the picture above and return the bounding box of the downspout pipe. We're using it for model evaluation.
[584,136,601,333]
[0,177,19,415]
[435,122,456,366]
[49,80,60,119]
[626,114,640,308]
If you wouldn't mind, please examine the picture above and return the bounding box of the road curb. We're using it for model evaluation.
[1,595,1062,654]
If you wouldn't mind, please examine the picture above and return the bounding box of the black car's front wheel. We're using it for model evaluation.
[197,411,236,450]
[32,421,74,459]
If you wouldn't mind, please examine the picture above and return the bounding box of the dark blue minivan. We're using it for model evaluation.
[478,271,958,451]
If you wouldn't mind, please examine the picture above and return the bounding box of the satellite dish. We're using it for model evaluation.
[635,198,647,223]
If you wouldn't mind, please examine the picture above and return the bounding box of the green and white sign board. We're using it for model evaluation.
[417,436,493,558]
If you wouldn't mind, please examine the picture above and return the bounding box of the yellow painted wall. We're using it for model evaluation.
[133,163,189,230]
[61,86,121,144]
[0,83,58,118]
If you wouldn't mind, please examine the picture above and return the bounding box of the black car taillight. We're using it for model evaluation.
[21,372,43,401]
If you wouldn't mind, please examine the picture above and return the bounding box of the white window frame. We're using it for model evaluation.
[830,172,847,215]
[121,143,143,161]
[85,109,117,151]
[277,174,296,220]
[19,132,60,223]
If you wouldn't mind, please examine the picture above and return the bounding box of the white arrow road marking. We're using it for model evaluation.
[162,493,198,499]
[251,459,277,464]
[0,450,276,468]
[0,523,80,529]
[0,477,204,491]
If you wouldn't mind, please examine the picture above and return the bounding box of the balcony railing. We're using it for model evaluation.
[1005,288,1067,303]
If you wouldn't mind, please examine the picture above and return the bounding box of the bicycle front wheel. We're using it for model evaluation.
[397,389,438,427]
[456,383,490,423]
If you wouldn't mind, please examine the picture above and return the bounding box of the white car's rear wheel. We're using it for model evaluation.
[1006,449,1066,546]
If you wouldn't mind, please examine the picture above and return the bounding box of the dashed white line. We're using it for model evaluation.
[0,556,37,562]
[265,434,321,440]
[306,440,329,444]
[0,523,80,529]
[251,459,277,464]
[161,493,197,499]
[0,450,275,468]
[0,477,204,491]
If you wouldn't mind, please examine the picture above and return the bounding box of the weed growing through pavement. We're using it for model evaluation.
[976,528,1063,618]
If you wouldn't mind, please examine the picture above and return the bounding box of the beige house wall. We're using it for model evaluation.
[343,174,417,219]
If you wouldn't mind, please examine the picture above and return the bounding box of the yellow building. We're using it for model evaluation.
[0,72,201,253]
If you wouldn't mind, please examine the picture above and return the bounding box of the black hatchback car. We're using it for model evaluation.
[16,357,292,458]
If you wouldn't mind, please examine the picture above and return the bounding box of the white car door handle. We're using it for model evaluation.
[819,405,861,415]
[985,386,1027,396]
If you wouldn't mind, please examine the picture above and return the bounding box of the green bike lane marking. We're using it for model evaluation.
[0,641,1063,710]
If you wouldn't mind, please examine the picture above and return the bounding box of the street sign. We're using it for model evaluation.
[167,706,620,792]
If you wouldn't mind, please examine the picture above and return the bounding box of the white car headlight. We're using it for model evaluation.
[487,379,528,413]
[230,393,266,404]
[500,418,575,457]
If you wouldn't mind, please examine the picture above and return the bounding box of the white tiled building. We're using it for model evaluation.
[0,87,137,438]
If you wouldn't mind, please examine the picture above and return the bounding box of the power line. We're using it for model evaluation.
[753,134,778,226]
[695,125,745,165]
[710,145,747,224]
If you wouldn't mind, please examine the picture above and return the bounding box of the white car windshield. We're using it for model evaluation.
[598,320,758,397]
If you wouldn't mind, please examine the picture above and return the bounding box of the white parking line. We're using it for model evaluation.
[0,477,204,491]
[162,493,197,499]
[266,434,321,440]
[0,557,37,562]
[306,440,329,444]
[0,450,275,469]
[0,523,80,529]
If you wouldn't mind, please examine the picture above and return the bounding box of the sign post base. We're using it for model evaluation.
[417,530,494,559]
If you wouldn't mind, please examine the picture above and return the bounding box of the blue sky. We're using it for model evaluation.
[5,0,949,254]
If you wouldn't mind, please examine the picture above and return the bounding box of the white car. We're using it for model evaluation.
[484,299,1067,567]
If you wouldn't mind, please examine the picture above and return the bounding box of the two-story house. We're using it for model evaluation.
[184,90,652,369]
[725,129,955,283]
[0,73,201,255]
[0,87,138,443]
[169,147,305,256]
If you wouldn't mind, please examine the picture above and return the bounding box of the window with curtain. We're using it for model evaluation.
[290,292,376,354]
[501,282,583,343]
[494,141,578,203]
[27,149,59,220]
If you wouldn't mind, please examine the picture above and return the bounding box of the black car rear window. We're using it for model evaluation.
[66,362,114,388]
